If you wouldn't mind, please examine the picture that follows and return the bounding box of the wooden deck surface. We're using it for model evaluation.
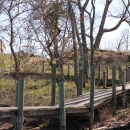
[0,84,130,118]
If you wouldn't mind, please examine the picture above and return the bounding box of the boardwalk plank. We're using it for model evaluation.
[0,84,130,118]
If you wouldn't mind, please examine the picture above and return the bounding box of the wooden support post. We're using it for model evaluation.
[16,82,18,107]
[119,67,122,84]
[89,66,95,130]
[51,61,56,106]
[42,61,45,77]
[67,63,70,78]
[59,82,66,130]
[126,66,128,82]
[78,59,84,95]
[98,65,101,87]
[16,79,24,130]
[88,65,90,78]
[106,67,109,81]
[126,66,130,82]
[122,71,126,90]
[112,62,116,115]
[103,71,107,89]
[122,71,126,109]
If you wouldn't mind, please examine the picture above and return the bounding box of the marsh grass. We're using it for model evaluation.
[0,66,123,107]
[0,75,80,106]
[0,53,129,107]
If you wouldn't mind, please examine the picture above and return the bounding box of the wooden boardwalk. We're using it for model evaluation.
[0,84,130,122]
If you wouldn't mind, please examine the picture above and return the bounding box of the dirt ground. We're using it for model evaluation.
[1,109,130,130]
[0,118,86,130]
[94,108,130,130]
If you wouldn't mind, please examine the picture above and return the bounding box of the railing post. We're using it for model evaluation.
[88,65,90,78]
[67,63,70,78]
[42,61,45,77]
[112,62,116,115]
[126,66,128,82]
[16,79,24,130]
[51,61,56,106]
[98,65,101,87]
[119,67,122,84]
[78,59,84,95]
[106,67,109,82]
[89,66,95,130]
[59,82,66,130]
[126,66,130,82]
[16,82,18,107]
[103,71,107,89]
[122,71,126,109]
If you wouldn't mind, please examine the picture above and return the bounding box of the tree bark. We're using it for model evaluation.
[94,0,111,49]
[78,0,89,79]
[94,0,129,49]
[68,1,79,92]
[9,11,20,80]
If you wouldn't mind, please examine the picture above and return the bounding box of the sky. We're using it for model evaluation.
[101,20,129,51]
[0,0,130,53]
[95,0,130,51]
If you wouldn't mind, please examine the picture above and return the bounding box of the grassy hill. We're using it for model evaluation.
[0,51,129,107]
[0,52,130,129]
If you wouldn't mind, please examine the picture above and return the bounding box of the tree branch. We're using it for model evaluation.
[103,1,130,32]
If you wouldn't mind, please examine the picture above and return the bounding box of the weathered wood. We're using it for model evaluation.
[51,63,57,128]
[0,111,17,117]
[98,65,101,87]
[1,71,130,130]
[16,79,24,130]
[24,107,58,117]
[1,85,130,121]
[122,71,126,91]
[112,62,116,115]
[122,71,126,109]
[0,117,21,123]
[88,65,90,78]
[15,82,18,107]
[51,63,57,126]
[119,67,122,84]
[126,66,130,82]
[103,71,107,89]
[67,112,91,117]
[42,61,45,77]
[67,64,70,77]
[89,66,95,130]
[78,59,84,95]
[51,62,56,106]
[59,82,66,130]
[106,67,109,81]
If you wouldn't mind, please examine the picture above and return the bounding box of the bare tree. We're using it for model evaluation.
[0,0,4,13]
[26,0,75,81]
[68,0,79,93]
[0,0,28,80]
[93,0,130,49]
[122,29,130,52]
[77,0,89,77]
[69,0,130,65]
[110,28,130,52]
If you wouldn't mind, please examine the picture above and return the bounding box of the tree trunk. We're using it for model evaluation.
[68,1,79,93]
[10,16,19,80]
[93,0,111,49]
[80,11,89,79]
[54,38,59,59]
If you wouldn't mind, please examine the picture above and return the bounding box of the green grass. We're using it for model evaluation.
[0,54,79,106]
[0,76,81,106]
[1,53,129,107]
